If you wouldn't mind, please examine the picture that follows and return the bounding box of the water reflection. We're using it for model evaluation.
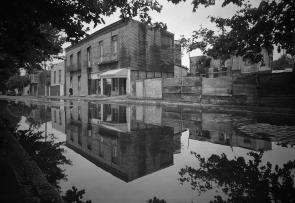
[65,103,177,182]
[4,100,295,202]
[179,151,295,203]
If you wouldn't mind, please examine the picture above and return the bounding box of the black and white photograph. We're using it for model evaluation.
[0,0,295,202]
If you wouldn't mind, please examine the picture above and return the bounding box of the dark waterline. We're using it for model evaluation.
[4,100,295,203]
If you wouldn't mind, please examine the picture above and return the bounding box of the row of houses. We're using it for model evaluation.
[49,102,274,182]
[26,19,187,97]
[190,48,273,77]
[25,19,279,97]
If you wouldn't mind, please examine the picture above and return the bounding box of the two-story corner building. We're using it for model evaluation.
[65,19,175,97]
[50,62,65,96]
[29,70,51,96]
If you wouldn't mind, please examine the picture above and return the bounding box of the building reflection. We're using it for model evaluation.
[51,106,66,134]
[64,102,274,182]
[65,102,176,182]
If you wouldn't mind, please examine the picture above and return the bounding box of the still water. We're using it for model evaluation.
[4,100,295,202]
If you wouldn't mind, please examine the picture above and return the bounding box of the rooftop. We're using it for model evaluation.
[65,19,174,52]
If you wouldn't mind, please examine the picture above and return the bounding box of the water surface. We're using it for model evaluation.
[4,100,295,202]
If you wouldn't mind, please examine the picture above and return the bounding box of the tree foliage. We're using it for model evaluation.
[62,186,91,203]
[6,75,30,92]
[272,55,295,70]
[0,0,163,82]
[181,0,295,63]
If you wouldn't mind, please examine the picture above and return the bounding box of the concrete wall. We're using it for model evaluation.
[162,77,202,102]
[134,78,162,99]
[202,77,232,96]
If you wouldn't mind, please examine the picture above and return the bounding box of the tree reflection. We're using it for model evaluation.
[179,151,295,203]
[62,186,91,203]
[15,129,71,188]
[147,197,167,203]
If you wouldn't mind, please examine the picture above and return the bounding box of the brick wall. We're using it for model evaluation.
[65,20,174,96]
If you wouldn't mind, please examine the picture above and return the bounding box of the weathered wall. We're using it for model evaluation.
[50,85,60,96]
[134,78,162,99]
[144,78,162,98]
[202,77,232,96]
[65,20,174,96]
[162,77,202,102]
[174,65,188,78]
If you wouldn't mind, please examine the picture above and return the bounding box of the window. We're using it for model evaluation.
[98,41,103,62]
[70,76,73,88]
[77,51,81,69]
[54,71,56,84]
[111,35,118,55]
[78,75,81,90]
[87,46,91,67]
[59,70,61,83]
[112,78,118,91]
[70,54,73,66]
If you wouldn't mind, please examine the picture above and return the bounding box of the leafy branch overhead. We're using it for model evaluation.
[182,0,295,62]
[0,0,165,82]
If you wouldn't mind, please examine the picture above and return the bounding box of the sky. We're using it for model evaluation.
[64,0,280,68]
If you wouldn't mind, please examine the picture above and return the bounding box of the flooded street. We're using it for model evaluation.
[3,99,295,203]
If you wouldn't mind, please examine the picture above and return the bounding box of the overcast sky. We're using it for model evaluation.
[64,0,280,68]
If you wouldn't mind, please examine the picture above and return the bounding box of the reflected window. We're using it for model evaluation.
[219,132,226,142]
[54,110,57,123]
[88,127,92,137]
[59,111,62,125]
[99,137,104,157]
[70,131,74,142]
[87,143,92,151]
[78,75,81,90]
[70,109,73,120]
[244,138,251,144]
[78,106,81,121]
[111,139,118,164]
[78,133,82,146]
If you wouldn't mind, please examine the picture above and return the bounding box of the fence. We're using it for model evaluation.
[162,77,202,102]
[131,72,295,106]
[133,78,162,99]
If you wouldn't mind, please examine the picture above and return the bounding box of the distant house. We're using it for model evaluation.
[189,55,211,76]
[230,48,273,74]
[174,40,182,66]
[65,19,175,97]
[50,62,65,96]
[191,48,273,78]
[174,65,188,78]
[29,70,50,96]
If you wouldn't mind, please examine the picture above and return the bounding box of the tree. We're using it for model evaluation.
[62,186,91,203]
[6,75,30,94]
[177,0,295,63]
[179,151,295,203]
[0,0,163,84]
[272,55,295,70]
